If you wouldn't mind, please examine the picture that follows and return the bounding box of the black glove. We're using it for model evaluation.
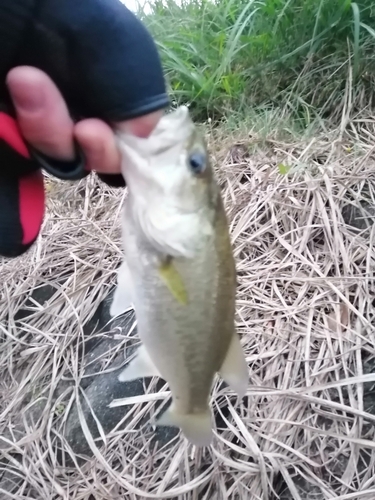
[0,0,169,258]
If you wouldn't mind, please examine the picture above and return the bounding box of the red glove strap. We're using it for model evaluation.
[0,112,29,157]
[19,170,45,246]
[0,112,45,257]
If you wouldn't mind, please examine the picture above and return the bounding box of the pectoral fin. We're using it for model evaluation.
[219,334,248,399]
[110,260,133,317]
[118,345,162,382]
[158,257,188,305]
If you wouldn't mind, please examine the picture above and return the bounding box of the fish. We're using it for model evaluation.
[110,105,248,447]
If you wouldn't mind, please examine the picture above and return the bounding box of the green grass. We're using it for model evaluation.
[138,0,375,128]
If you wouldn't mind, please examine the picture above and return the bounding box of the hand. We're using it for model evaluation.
[7,66,163,175]
[0,0,169,258]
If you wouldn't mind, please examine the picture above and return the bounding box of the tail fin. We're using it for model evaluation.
[157,405,213,447]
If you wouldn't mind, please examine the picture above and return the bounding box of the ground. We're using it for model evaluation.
[1,115,375,499]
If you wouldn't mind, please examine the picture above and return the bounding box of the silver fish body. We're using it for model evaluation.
[110,106,248,446]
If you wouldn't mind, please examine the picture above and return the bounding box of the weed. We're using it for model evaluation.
[137,0,375,123]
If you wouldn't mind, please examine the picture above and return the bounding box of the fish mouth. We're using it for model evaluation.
[116,106,195,158]
[151,105,193,138]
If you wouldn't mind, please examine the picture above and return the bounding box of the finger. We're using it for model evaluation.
[75,111,163,174]
[74,119,121,174]
[114,110,163,138]
[6,66,75,160]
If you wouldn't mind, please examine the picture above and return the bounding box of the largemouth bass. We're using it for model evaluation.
[110,106,248,446]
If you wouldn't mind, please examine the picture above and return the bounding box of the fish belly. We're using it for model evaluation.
[114,202,247,446]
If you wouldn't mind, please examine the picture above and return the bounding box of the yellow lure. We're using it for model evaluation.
[158,258,188,305]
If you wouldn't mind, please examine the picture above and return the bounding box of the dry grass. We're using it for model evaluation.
[1,112,375,500]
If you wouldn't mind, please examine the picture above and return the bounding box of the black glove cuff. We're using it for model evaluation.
[96,172,126,188]
[29,140,89,181]
[31,143,126,187]
[30,143,127,187]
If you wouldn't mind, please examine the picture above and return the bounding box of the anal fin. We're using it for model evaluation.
[219,333,248,399]
[110,260,133,317]
[118,345,162,382]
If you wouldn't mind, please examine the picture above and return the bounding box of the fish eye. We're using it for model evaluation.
[188,152,206,175]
